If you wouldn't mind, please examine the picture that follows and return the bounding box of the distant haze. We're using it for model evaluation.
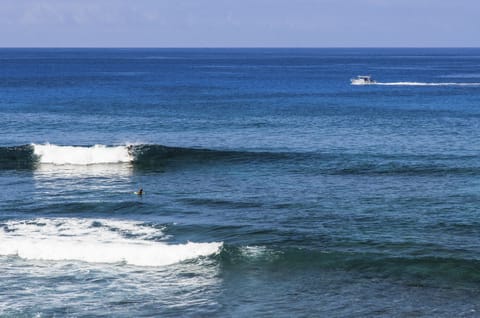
[1,0,479,47]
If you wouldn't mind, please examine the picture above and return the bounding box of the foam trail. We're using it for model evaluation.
[358,82,480,86]
[33,144,133,165]
[0,218,222,267]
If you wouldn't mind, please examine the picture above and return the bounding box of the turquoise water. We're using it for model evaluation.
[1,48,480,317]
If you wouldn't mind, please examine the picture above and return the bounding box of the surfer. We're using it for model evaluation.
[136,188,143,196]
[127,145,134,155]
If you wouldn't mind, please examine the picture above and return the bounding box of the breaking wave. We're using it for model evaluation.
[0,218,222,267]
[0,144,132,168]
[33,144,133,165]
[0,143,292,169]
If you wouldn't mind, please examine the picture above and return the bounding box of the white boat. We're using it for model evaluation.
[351,75,376,85]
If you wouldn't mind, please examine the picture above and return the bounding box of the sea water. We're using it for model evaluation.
[1,48,480,317]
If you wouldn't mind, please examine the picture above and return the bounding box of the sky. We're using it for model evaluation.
[0,0,479,47]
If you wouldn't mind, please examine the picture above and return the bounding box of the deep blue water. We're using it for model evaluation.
[1,48,480,317]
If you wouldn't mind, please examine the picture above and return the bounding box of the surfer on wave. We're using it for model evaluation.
[127,145,134,156]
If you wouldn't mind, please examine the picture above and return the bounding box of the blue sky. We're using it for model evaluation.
[1,0,479,47]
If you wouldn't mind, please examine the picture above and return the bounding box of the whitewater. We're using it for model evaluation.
[32,143,133,165]
[0,218,222,266]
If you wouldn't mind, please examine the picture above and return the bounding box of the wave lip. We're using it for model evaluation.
[0,218,222,267]
[33,143,133,165]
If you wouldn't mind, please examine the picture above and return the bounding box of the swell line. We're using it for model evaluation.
[1,144,480,177]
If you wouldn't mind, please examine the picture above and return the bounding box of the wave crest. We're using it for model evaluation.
[0,218,222,267]
[33,143,133,165]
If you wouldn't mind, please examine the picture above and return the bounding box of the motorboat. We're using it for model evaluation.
[351,75,376,85]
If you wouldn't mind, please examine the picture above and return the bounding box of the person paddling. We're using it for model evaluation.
[136,188,143,196]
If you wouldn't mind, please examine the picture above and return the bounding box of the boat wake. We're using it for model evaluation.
[352,81,480,86]
[374,82,480,86]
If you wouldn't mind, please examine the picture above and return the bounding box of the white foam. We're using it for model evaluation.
[32,144,133,165]
[33,162,133,178]
[0,218,222,267]
[359,82,480,86]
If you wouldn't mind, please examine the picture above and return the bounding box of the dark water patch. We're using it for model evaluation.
[22,200,149,216]
[130,145,480,177]
[0,145,37,169]
[431,221,480,236]
[130,144,298,169]
[218,246,480,287]
[179,197,264,209]
[270,202,311,210]
[334,162,480,176]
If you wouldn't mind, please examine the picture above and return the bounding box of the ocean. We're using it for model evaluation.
[1,48,480,317]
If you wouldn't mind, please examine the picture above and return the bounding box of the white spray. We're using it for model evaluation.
[32,144,133,165]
